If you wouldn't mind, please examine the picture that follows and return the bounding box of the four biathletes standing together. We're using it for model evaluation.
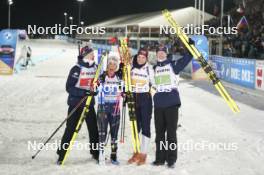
[57,42,193,168]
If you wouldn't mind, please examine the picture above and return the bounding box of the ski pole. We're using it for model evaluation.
[78,41,82,56]
[105,131,110,147]
[122,97,126,143]
[113,98,121,144]
[31,95,88,159]
[97,92,106,151]
[120,99,124,143]
[120,97,126,143]
[104,94,121,146]
[98,107,106,153]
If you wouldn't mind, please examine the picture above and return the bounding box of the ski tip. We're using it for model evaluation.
[162,9,169,14]
[31,155,35,159]
[233,108,240,113]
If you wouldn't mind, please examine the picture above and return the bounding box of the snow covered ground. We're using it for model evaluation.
[0,40,264,175]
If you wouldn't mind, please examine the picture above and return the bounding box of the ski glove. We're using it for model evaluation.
[188,38,195,45]
[100,71,107,83]
[180,38,195,55]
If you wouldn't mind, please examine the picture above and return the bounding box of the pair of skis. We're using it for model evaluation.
[162,9,240,113]
[114,38,126,144]
[119,38,141,153]
[98,93,122,165]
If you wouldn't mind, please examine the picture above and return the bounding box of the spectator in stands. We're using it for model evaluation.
[206,0,264,59]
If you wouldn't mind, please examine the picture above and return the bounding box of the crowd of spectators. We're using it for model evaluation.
[207,0,264,59]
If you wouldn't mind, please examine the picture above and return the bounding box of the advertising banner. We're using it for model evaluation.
[211,56,255,89]
[0,29,18,75]
[255,60,264,91]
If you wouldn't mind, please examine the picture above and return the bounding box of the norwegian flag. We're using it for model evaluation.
[236,16,249,30]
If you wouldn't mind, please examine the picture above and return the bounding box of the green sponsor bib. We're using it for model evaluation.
[155,74,171,85]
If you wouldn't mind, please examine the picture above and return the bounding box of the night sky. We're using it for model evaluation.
[0,0,235,30]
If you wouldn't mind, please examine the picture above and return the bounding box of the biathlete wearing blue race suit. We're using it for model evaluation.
[97,55,123,164]
[57,47,99,163]
[152,47,193,167]
[97,73,122,162]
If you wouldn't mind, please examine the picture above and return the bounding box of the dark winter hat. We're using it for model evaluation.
[80,46,93,57]
[156,46,168,53]
[137,48,148,58]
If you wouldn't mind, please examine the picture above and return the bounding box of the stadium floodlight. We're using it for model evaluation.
[69,16,74,38]
[64,12,68,27]
[69,16,73,26]
[7,0,13,28]
[8,0,13,5]
[77,0,85,25]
